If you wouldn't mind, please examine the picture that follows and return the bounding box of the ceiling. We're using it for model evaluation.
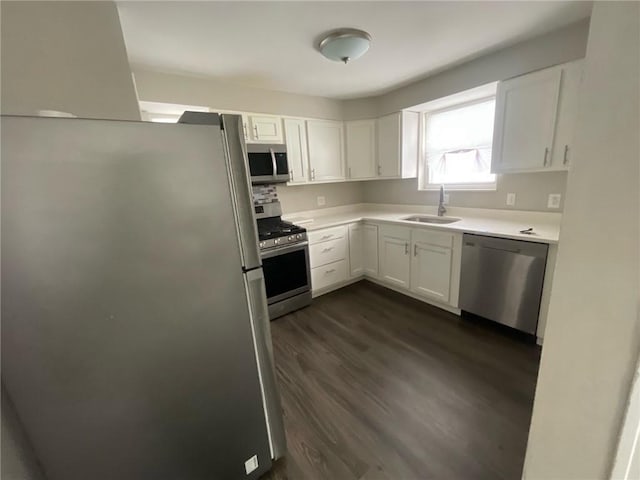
[117,1,591,100]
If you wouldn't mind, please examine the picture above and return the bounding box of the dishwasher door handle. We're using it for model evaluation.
[480,244,522,255]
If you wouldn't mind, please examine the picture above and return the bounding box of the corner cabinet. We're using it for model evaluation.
[306,120,346,182]
[345,120,377,180]
[348,223,378,278]
[376,111,419,178]
[491,60,584,173]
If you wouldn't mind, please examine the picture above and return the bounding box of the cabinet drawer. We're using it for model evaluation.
[309,237,347,268]
[311,260,348,291]
[412,228,453,249]
[308,225,347,244]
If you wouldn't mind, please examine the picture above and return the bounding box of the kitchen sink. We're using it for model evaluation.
[402,215,461,224]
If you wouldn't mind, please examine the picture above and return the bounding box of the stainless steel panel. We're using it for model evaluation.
[220,114,262,270]
[221,115,260,270]
[243,269,287,458]
[1,116,272,479]
[459,234,548,335]
[268,291,313,320]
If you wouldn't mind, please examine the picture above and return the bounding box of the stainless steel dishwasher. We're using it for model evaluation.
[459,234,548,335]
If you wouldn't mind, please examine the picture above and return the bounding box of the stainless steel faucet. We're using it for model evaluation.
[438,185,447,216]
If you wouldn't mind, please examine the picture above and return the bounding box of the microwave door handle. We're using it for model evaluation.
[270,148,277,179]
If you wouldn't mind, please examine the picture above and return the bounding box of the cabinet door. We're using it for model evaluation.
[492,68,562,173]
[346,120,376,179]
[283,118,309,184]
[378,226,411,289]
[248,115,283,143]
[348,223,364,277]
[550,60,583,170]
[376,113,401,178]
[411,240,452,303]
[363,224,379,277]
[307,120,345,181]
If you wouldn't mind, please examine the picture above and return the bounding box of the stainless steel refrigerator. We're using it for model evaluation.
[1,114,286,479]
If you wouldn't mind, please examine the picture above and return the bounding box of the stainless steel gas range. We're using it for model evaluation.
[255,202,312,320]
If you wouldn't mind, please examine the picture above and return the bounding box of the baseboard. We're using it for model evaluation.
[353,276,462,315]
[312,276,362,298]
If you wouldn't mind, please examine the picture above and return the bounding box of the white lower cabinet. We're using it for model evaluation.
[310,222,461,310]
[376,224,462,309]
[410,229,454,303]
[362,224,379,277]
[348,223,379,278]
[311,260,348,292]
[378,225,411,289]
[309,225,349,295]
[348,223,365,277]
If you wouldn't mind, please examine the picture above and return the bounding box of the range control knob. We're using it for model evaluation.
[296,234,303,240]
[259,241,265,248]
[288,236,293,241]
[274,238,280,245]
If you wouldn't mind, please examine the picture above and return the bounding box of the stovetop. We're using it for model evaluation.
[257,217,307,251]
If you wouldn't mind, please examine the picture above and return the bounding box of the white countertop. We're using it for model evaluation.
[283,203,562,244]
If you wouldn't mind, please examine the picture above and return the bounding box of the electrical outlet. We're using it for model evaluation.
[506,193,516,206]
[244,455,258,475]
[548,193,562,209]
[443,193,450,205]
[317,196,326,206]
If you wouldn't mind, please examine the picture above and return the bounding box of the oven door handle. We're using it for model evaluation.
[260,241,309,259]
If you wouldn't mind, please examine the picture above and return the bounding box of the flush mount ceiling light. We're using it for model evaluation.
[318,28,372,64]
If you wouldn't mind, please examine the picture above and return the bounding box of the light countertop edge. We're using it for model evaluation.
[283,204,561,244]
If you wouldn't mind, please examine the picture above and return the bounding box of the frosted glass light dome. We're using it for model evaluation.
[319,28,371,64]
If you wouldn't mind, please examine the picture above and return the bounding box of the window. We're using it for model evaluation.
[421,97,497,190]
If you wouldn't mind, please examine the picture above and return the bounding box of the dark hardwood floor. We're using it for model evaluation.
[264,281,541,480]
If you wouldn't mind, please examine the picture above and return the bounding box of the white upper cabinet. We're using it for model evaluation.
[492,67,561,172]
[246,114,283,144]
[376,111,419,178]
[307,120,345,182]
[550,60,584,169]
[345,120,377,180]
[491,60,583,173]
[283,118,309,184]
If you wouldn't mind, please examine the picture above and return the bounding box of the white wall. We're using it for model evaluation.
[362,173,568,212]
[523,3,639,479]
[133,69,343,120]
[277,182,364,214]
[0,1,140,120]
[351,19,591,213]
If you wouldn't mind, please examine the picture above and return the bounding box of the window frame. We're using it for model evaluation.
[419,95,498,192]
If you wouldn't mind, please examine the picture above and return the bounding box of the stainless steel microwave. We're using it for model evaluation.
[247,144,289,184]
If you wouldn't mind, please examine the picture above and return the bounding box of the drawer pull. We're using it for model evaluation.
[324,269,336,274]
[322,247,334,253]
[321,234,333,240]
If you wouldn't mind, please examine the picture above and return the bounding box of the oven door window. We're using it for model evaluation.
[262,249,309,301]
[248,152,274,177]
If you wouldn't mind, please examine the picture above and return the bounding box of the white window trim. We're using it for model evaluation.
[418,94,498,192]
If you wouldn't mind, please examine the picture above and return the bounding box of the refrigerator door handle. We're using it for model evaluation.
[220,114,262,270]
[244,268,287,460]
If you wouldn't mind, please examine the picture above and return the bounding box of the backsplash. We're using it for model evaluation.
[252,184,279,205]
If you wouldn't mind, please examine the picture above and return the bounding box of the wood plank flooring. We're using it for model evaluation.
[264,281,541,480]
